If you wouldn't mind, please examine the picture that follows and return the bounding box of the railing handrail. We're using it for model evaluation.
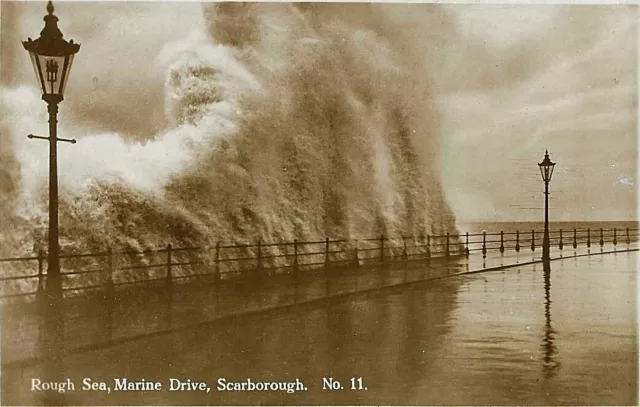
[1,226,637,263]
[1,225,637,299]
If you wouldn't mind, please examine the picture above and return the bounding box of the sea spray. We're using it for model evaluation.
[0,4,459,273]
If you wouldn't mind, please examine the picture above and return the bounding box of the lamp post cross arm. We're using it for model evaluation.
[27,133,76,144]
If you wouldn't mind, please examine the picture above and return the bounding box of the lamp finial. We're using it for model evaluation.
[46,1,54,15]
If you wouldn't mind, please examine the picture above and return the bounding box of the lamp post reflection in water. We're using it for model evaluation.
[542,267,560,378]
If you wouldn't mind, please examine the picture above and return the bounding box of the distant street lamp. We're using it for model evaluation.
[538,150,556,265]
[23,1,80,280]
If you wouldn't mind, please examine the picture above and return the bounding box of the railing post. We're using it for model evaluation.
[106,246,114,290]
[559,229,563,250]
[426,235,431,259]
[499,231,504,254]
[573,229,577,249]
[402,236,408,261]
[531,230,535,251]
[515,230,520,252]
[613,228,617,246]
[214,241,221,282]
[293,239,299,273]
[37,249,45,291]
[482,231,487,258]
[446,232,450,257]
[104,247,114,340]
[626,228,630,245]
[166,244,172,282]
[354,239,359,267]
[587,228,591,248]
[257,239,263,271]
[465,232,470,256]
[325,237,330,268]
[599,228,604,247]
[380,234,385,263]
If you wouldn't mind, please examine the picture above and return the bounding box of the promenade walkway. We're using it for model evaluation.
[2,241,636,370]
[2,244,636,406]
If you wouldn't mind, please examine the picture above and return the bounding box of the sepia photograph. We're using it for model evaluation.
[0,0,637,405]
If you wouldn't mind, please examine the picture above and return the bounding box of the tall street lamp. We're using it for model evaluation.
[538,150,556,265]
[23,0,80,281]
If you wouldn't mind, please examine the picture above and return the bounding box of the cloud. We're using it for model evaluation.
[439,5,637,222]
[2,1,205,140]
[454,5,559,47]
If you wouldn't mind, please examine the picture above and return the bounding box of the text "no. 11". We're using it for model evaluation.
[322,377,367,391]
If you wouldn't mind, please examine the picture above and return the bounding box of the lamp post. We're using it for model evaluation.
[538,150,556,266]
[23,1,80,281]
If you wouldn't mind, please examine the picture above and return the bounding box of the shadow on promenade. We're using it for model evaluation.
[2,256,468,369]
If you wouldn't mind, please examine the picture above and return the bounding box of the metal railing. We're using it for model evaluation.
[1,227,637,300]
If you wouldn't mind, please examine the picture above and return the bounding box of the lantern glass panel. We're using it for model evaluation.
[538,162,555,182]
[59,54,75,94]
[28,52,44,94]
[36,54,68,95]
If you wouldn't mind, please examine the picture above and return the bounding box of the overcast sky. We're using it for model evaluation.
[1,2,637,223]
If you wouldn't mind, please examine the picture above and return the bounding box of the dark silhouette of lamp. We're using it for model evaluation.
[23,0,80,280]
[538,150,555,268]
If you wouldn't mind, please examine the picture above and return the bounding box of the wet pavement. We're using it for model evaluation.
[1,244,637,405]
